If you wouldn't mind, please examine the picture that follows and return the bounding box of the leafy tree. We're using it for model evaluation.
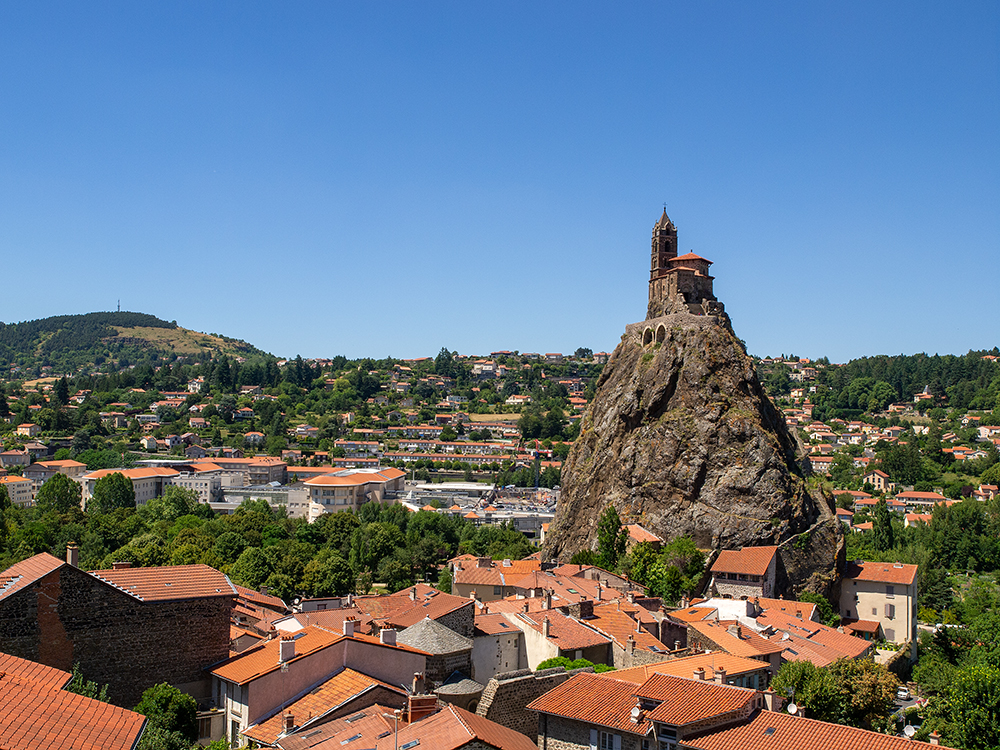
[873,498,894,552]
[133,683,197,750]
[229,547,274,590]
[570,549,598,566]
[436,566,452,593]
[35,473,83,514]
[301,550,353,597]
[799,591,840,627]
[54,376,70,406]
[0,484,9,513]
[66,662,108,702]
[574,348,593,359]
[89,472,136,513]
[596,505,627,571]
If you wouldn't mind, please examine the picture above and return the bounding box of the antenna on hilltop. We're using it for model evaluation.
[117,300,120,313]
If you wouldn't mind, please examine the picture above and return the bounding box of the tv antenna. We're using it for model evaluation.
[117,300,120,312]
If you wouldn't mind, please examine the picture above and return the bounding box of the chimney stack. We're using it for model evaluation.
[680,595,689,608]
[279,636,296,663]
[694,667,706,681]
[542,616,551,638]
[627,590,636,604]
[112,561,132,570]
[627,634,636,654]
[343,619,356,637]
[412,672,426,695]
[763,689,781,712]
[410,587,417,601]
[380,628,397,646]
[543,591,552,610]
[66,543,79,568]
[715,667,727,685]
[283,713,295,732]
[930,732,940,746]
[674,640,681,651]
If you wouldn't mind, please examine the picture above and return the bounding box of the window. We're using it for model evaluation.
[493,585,502,595]
[886,585,895,598]
[198,717,213,740]
[599,731,620,750]
[885,603,896,619]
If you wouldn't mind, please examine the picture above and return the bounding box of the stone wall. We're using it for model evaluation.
[424,649,473,685]
[536,714,644,750]
[0,565,232,707]
[437,602,475,638]
[477,667,591,740]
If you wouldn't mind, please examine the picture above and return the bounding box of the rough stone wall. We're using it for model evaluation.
[437,602,475,638]
[536,714,643,750]
[478,667,590,740]
[609,642,672,669]
[0,565,232,707]
[424,649,473,685]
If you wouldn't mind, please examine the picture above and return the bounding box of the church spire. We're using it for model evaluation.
[656,205,673,229]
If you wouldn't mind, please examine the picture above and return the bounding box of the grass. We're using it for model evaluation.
[112,325,246,356]
[468,413,520,422]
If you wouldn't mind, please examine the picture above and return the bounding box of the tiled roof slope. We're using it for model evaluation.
[0,652,72,691]
[0,654,147,750]
[276,706,393,750]
[0,553,65,603]
[373,704,537,750]
[453,559,540,587]
[213,627,342,685]
[511,611,610,651]
[711,546,778,576]
[636,673,758,726]
[528,672,654,734]
[587,603,669,653]
[688,620,785,659]
[843,561,918,586]
[90,564,237,601]
[687,708,948,750]
[244,668,405,745]
[610,653,770,684]
[234,584,288,613]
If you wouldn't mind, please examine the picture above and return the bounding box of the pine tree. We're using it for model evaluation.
[873,497,894,552]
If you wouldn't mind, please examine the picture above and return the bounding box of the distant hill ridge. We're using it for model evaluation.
[0,311,266,373]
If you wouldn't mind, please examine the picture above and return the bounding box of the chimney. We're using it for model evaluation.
[674,640,681,651]
[680,595,689,608]
[407,693,437,723]
[343,619,356,637]
[543,591,552,610]
[410,587,417,601]
[477,557,491,568]
[627,590,635,604]
[727,623,741,638]
[279,636,296,663]
[346,593,353,606]
[454,560,462,571]
[763,689,781,712]
[542,616,551,638]
[596,583,602,601]
[715,667,727,685]
[66,543,79,568]
[930,732,940,746]
[627,634,636,654]
[380,628,397,646]
[283,713,295,732]
[694,667,706,681]
[112,561,132,570]
[470,590,478,601]
[412,672,426,695]
[522,601,530,613]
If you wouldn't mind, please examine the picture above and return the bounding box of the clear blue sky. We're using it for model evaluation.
[1,2,997,363]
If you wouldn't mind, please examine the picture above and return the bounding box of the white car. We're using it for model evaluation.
[897,686,911,701]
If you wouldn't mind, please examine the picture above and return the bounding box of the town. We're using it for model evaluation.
[1,212,998,750]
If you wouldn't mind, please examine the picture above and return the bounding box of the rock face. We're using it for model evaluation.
[544,312,842,594]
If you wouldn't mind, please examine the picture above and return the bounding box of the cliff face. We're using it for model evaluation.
[545,313,842,594]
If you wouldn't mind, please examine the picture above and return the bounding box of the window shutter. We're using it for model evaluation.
[590,729,598,750]
[885,603,895,618]
[614,734,622,750]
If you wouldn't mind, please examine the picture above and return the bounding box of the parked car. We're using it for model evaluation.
[897,686,911,701]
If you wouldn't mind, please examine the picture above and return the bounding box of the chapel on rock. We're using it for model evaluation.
[646,208,724,320]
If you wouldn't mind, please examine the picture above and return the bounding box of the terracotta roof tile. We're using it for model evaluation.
[512,610,610,651]
[244,669,405,745]
[90,563,237,602]
[609,653,769,684]
[843,561,918,586]
[687,707,948,750]
[638,673,758,725]
[0,552,65,603]
[711,546,778,577]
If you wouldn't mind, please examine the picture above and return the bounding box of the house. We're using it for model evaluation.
[303,468,406,520]
[0,651,147,750]
[862,469,891,492]
[22,459,87,497]
[451,557,541,602]
[709,546,778,599]
[79,466,181,507]
[0,475,34,506]
[0,551,234,707]
[244,431,265,445]
[16,423,40,437]
[211,623,428,747]
[839,561,918,656]
[503,608,612,670]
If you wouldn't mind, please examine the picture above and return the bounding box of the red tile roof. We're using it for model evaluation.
[512,610,610,651]
[355,584,471,629]
[371,704,536,750]
[90,564,236,601]
[0,651,72,691]
[244,668,406,744]
[0,552,65,603]
[626,524,662,543]
[637,673,758,726]
[688,619,785,659]
[711,546,778,577]
[687,706,946,750]
[609,653,769,684]
[475,613,518,636]
[276,705,394,750]
[842,561,918,586]
[0,652,147,750]
[235,584,289,613]
[454,558,540,587]
[588,602,670,653]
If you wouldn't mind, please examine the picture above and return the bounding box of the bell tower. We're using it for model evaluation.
[650,207,677,277]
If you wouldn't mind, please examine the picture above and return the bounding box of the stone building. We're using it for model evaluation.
[839,560,918,657]
[646,208,724,319]
[708,545,778,599]
[0,551,235,706]
[397,616,474,686]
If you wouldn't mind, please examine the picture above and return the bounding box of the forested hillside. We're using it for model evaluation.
[0,312,264,374]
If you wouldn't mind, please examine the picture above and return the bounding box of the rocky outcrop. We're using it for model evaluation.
[544,312,842,594]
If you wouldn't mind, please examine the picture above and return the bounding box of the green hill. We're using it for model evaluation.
[0,312,267,375]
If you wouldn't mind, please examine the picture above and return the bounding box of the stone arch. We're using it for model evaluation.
[642,328,653,347]
[655,325,666,344]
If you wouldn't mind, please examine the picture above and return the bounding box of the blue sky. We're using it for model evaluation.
[1,3,997,362]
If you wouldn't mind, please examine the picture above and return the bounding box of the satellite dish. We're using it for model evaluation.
[904,726,917,738]
[630,706,643,721]
[787,703,798,715]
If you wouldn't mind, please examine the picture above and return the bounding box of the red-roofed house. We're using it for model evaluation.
[709,546,778,599]
[839,561,918,655]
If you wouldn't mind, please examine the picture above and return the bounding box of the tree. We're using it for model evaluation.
[799,592,839,627]
[229,547,274,590]
[940,663,1000,750]
[302,551,353,597]
[133,683,197,750]
[436,566,452,593]
[66,662,108,702]
[574,348,593,360]
[89,472,136,513]
[873,498,894,552]
[35,473,83,514]
[596,505,628,571]
[54,376,69,406]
